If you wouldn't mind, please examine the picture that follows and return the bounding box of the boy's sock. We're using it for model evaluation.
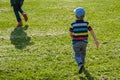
[23,13,28,21]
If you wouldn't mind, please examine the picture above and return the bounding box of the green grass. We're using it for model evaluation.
[0,0,120,79]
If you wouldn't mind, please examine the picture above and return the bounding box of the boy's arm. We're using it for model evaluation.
[88,26,99,48]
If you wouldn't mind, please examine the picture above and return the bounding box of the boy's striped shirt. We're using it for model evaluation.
[70,20,92,43]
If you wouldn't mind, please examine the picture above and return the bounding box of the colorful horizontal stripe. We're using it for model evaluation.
[73,37,88,40]
[73,32,88,36]
[73,28,88,32]
[72,23,88,27]
[70,20,92,43]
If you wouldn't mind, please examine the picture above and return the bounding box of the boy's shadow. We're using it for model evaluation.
[10,26,32,49]
[79,68,94,80]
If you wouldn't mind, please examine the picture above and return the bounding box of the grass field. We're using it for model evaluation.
[0,0,120,80]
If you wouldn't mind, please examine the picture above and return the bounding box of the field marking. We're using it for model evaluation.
[0,8,10,12]
[0,29,68,40]
[30,31,68,37]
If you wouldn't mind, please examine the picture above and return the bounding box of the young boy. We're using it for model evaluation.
[10,0,28,26]
[69,7,99,74]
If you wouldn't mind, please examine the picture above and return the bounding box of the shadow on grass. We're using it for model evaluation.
[10,26,33,49]
[79,68,94,80]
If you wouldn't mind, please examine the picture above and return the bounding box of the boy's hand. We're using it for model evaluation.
[95,40,99,49]
[89,29,99,49]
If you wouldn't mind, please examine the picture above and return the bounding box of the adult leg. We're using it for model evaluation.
[18,0,28,21]
[19,8,24,14]
[13,5,22,22]
[13,4,22,25]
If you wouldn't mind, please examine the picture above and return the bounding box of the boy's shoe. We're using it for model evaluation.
[78,63,84,74]
[17,22,23,26]
[23,13,28,21]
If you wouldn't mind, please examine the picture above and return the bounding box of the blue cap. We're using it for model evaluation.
[74,7,85,18]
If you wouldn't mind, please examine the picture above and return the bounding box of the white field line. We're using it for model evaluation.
[30,31,68,37]
[0,31,68,40]
[0,8,10,12]
[46,5,75,9]
[0,45,14,49]
[41,0,82,2]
